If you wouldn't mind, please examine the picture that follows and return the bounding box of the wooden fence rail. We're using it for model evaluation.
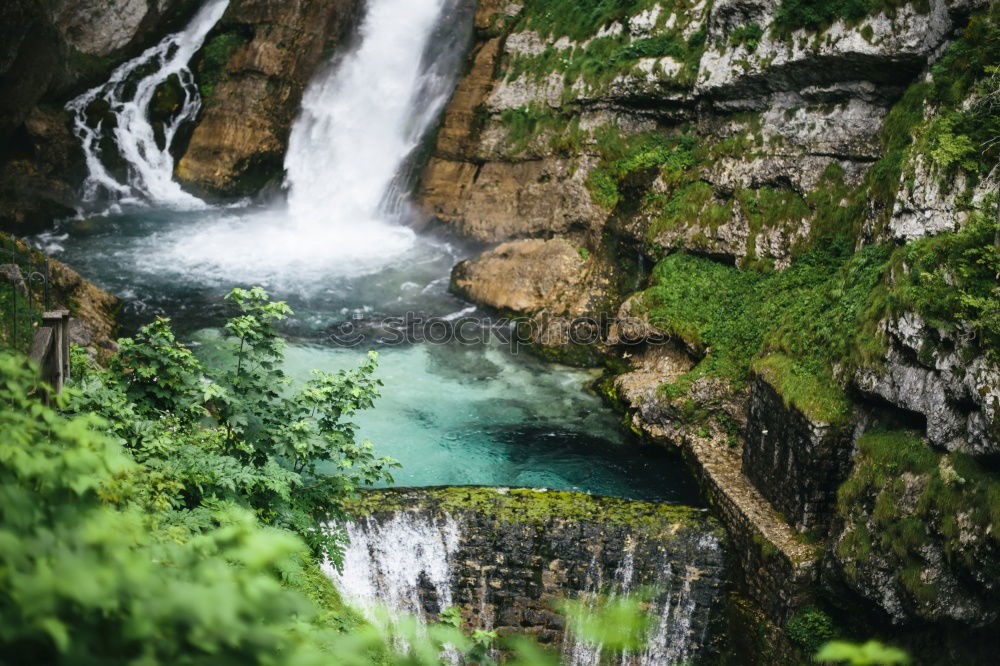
[29,310,70,396]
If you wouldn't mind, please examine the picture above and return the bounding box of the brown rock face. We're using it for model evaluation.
[451,237,624,362]
[420,155,608,242]
[176,0,365,197]
[451,238,604,316]
[415,0,610,243]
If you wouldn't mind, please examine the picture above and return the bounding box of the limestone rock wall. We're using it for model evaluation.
[743,373,856,533]
[854,313,1000,457]
[416,0,982,263]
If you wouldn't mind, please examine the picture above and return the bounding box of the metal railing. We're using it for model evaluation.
[1,235,70,397]
[1,235,51,351]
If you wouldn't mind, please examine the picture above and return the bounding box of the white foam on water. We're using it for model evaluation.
[328,513,462,619]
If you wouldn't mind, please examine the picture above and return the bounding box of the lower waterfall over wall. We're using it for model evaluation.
[326,488,727,665]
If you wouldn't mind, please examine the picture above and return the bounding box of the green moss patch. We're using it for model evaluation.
[195,30,251,103]
[345,486,713,533]
[639,239,896,411]
[752,354,852,425]
[586,131,698,209]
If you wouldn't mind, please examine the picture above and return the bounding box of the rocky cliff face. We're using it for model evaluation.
[418,0,985,262]
[333,487,728,662]
[0,0,205,233]
[424,0,1000,658]
[175,0,365,197]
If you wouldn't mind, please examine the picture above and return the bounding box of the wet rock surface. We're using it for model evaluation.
[176,0,366,196]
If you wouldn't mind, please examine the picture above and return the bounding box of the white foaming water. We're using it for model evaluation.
[285,0,456,227]
[67,0,230,210]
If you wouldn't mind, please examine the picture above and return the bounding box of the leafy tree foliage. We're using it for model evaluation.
[66,287,398,564]
[0,352,339,663]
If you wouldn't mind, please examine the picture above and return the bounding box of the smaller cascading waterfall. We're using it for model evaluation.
[328,513,462,619]
[66,0,230,210]
[327,499,725,666]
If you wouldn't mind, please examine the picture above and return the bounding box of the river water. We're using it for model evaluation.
[43,0,703,504]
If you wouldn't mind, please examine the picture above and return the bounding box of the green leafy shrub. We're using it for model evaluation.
[586,131,697,210]
[787,606,838,653]
[729,23,764,51]
[0,352,341,663]
[814,640,911,665]
[892,208,1000,357]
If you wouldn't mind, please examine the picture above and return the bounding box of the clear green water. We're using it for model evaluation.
[40,208,703,504]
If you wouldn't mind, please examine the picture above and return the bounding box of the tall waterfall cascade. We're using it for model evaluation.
[328,490,727,666]
[67,0,230,210]
[284,0,473,228]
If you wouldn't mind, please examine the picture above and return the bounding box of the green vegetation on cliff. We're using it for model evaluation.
[517,0,676,41]
[836,429,1000,611]
[772,0,929,37]
[641,204,1000,423]
[196,31,250,103]
[502,0,707,95]
[640,240,888,423]
[632,4,1000,422]
[910,2,1000,190]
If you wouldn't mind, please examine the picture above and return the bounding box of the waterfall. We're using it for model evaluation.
[284,0,473,228]
[58,0,473,287]
[66,0,230,211]
[327,494,726,665]
[329,513,462,619]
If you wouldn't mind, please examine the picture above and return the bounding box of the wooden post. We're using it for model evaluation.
[41,310,70,394]
[60,310,70,381]
[29,326,54,404]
